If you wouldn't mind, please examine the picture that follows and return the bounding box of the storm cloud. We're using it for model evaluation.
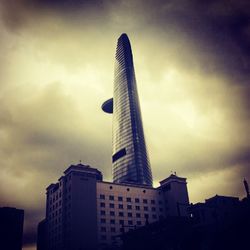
[0,1,249,249]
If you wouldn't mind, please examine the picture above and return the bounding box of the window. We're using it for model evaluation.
[112,148,126,163]
[151,200,155,204]
[128,212,132,217]
[143,199,148,204]
[144,206,148,211]
[136,221,141,225]
[100,202,105,208]
[127,205,132,210]
[118,196,123,201]
[118,204,123,209]
[109,203,115,208]
[119,212,124,217]
[136,206,140,211]
[164,184,171,191]
[110,219,115,224]
[135,198,140,203]
[152,214,157,219]
[120,228,124,233]
[126,197,131,202]
[100,194,105,200]
[110,211,115,216]
[159,208,163,212]
[100,218,106,223]
[158,200,163,205]
[111,227,116,232]
[100,210,106,215]
[101,227,106,232]
[152,207,156,211]
[128,220,133,225]
[109,195,114,201]
[144,214,149,219]
[119,220,124,225]
[136,213,141,218]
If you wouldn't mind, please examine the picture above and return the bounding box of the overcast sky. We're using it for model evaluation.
[0,1,250,249]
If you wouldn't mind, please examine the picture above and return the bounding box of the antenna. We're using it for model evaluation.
[243,178,250,198]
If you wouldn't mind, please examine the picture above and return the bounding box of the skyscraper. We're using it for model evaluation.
[102,33,153,187]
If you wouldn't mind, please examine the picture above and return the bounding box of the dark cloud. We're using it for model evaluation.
[0,1,249,249]
[146,0,250,83]
[1,0,250,82]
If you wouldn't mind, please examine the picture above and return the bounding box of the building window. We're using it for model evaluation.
[110,203,115,208]
[111,227,116,232]
[144,214,149,219]
[127,205,132,210]
[120,228,124,233]
[128,220,133,225]
[110,219,115,224]
[101,227,106,232]
[100,202,105,208]
[164,184,171,191]
[100,210,106,215]
[118,204,123,209]
[159,208,163,212]
[128,212,132,217]
[118,196,123,201]
[152,214,157,219]
[100,218,106,224]
[100,194,105,200]
[136,213,141,218]
[135,198,140,203]
[158,200,163,205]
[151,200,155,204]
[110,211,115,216]
[109,195,114,201]
[135,206,140,211]
[143,199,148,204]
[119,212,124,217]
[126,197,131,202]
[119,220,124,225]
[144,206,148,211]
[136,221,141,226]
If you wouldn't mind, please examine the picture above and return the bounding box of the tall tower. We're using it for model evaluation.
[102,33,153,186]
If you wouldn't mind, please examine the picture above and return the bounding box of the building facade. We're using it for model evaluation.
[102,33,152,186]
[44,164,189,250]
[0,207,24,250]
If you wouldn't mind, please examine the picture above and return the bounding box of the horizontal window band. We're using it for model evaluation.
[112,148,127,163]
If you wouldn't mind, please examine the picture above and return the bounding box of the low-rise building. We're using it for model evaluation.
[42,163,189,250]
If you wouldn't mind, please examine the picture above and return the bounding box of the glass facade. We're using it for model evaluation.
[103,33,153,186]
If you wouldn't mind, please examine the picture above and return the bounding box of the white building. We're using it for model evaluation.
[45,163,189,250]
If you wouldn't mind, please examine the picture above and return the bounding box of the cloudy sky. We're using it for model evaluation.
[0,0,249,249]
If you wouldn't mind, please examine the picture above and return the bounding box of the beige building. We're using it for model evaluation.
[45,163,189,250]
